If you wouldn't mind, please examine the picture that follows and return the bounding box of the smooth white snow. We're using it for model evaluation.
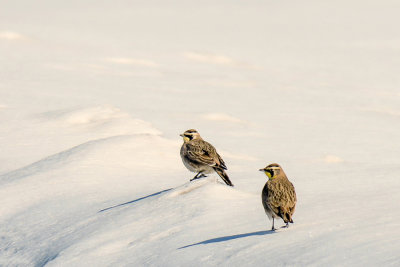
[1,0,400,266]
[0,31,26,40]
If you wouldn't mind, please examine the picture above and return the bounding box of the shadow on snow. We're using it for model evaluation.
[98,188,173,213]
[179,230,275,249]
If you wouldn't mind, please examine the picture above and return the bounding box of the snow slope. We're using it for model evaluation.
[1,0,400,266]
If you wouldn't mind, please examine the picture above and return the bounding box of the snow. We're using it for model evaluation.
[200,113,246,124]
[1,0,400,266]
[0,31,26,41]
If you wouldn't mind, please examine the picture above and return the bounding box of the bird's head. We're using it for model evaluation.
[259,163,282,179]
[180,129,202,142]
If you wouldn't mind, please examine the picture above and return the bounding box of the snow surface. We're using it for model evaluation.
[1,0,400,266]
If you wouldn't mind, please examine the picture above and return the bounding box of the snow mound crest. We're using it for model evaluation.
[41,105,160,135]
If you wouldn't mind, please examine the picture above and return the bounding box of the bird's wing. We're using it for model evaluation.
[282,180,297,221]
[266,182,282,215]
[200,140,227,169]
[186,141,219,167]
[287,181,297,205]
[268,180,297,219]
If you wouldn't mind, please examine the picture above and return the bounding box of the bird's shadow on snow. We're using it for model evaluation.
[98,188,173,213]
[179,230,275,249]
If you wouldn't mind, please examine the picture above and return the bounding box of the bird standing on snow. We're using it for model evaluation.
[259,163,297,231]
[180,129,233,186]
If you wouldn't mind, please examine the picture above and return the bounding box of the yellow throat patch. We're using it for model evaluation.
[264,171,273,179]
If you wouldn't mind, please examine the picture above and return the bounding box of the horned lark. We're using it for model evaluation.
[180,129,233,186]
[259,163,297,231]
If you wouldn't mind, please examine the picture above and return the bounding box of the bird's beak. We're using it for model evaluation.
[180,134,184,137]
[259,168,265,172]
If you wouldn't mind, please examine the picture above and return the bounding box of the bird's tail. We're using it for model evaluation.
[283,212,294,224]
[213,167,234,186]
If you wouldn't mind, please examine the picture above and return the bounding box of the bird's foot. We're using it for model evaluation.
[190,174,207,182]
[281,223,289,229]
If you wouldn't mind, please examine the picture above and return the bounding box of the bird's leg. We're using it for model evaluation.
[282,222,289,228]
[190,172,201,181]
[271,218,276,231]
[190,172,207,181]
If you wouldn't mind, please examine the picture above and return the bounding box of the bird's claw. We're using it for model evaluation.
[190,174,207,181]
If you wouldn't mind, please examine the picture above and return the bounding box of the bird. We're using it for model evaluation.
[259,163,297,231]
[180,129,233,186]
